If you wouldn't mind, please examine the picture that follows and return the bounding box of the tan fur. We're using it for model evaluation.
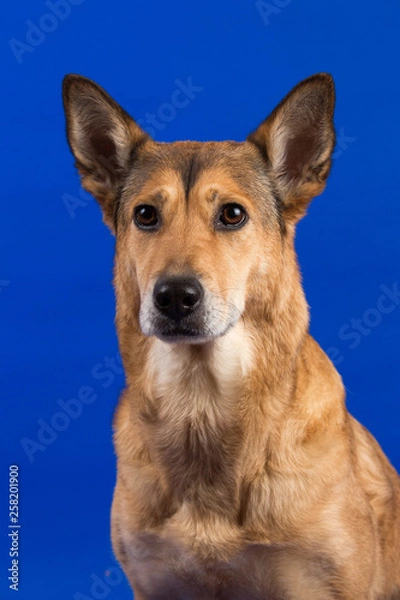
[63,73,400,599]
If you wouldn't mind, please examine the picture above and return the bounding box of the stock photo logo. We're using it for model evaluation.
[74,561,125,600]
[62,187,93,219]
[255,0,295,26]
[136,77,204,137]
[9,0,85,64]
[74,537,162,600]
[327,282,400,366]
[20,353,124,463]
[332,128,356,159]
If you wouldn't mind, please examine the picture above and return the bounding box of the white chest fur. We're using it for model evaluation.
[146,321,254,423]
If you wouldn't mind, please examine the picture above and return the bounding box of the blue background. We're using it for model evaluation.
[1,0,399,598]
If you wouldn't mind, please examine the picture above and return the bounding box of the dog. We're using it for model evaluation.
[62,73,400,599]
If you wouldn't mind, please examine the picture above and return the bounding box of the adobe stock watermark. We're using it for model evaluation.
[62,77,203,219]
[74,561,125,600]
[137,77,204,138]
[74,540,153,599]
[0,280,10,292]
[255,0,294,26]
[20,352,124,463]
[9,0,85,65]
[326,282,400,366]
[332,128,356,159]
[62,187,93,219]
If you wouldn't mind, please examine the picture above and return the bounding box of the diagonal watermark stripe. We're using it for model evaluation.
[9,0,86,65]
[326,282,400,366]
[255,0,295,27]
[0,279,10,292]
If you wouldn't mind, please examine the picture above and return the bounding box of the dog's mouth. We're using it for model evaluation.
[151,316,239,345]
[154,324,212,344]
[139,279,242,344]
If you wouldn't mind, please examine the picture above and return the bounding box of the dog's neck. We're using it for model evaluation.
[146,321,253,412]
[130,279,310,500]
[116,262,345,519]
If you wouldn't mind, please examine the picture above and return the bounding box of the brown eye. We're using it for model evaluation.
[218,204,247,228]
[134,205,159,229]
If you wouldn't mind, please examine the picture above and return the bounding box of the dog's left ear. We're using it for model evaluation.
[247,73,335,223]
[62,74,150,232]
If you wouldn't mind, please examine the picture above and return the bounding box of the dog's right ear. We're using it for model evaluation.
[247,73,335,224]
[62,74,150,232]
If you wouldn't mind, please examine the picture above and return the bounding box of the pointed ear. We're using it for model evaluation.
[62,74,150,232]
[247,73,335,223]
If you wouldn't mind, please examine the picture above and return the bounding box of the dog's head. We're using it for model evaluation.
[62,74,335,344]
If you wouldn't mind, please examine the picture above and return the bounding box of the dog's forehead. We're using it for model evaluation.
[125,140,275,202]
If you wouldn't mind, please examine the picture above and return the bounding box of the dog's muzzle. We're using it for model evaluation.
[153,276,204,323]
[139,275,239,343]
[150,276,206,341]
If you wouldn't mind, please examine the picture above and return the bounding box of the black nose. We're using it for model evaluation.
[153,277,203,322]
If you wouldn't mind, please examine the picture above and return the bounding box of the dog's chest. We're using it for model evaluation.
[124,530,337,600]
[143,332,252,501]
[144,378,244,506]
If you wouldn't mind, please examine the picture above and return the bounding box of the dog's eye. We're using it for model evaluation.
[218,204,247,228]
[134,205,159,229]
